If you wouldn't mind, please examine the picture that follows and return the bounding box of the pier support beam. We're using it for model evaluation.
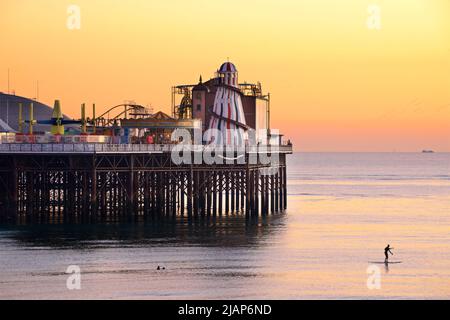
[0,148,290,221]
[187,166,193,218]
[91,156,97,217]
[11,158,18,219]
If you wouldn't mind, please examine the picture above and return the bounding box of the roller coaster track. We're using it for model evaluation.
[95,103,150,127]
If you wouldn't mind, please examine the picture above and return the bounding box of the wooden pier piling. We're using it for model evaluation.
[0,145,291,223]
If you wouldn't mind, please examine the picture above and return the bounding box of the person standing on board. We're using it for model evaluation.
[384,244,393,262]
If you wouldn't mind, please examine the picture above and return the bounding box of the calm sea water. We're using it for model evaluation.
[1,153,449,299]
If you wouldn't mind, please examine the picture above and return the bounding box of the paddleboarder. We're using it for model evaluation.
[384,244,393,262]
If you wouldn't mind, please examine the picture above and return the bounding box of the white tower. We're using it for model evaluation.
[206,62,247,145]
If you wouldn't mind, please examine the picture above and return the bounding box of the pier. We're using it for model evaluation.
[0,143,291,223]
[0,61,293,223]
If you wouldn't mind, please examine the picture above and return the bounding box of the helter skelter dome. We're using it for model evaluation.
[218,62,238,88]
[206,62,248,145]
[219,62,238,73]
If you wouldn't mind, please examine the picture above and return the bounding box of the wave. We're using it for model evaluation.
[287,192,437,199]
[288,174,450,181]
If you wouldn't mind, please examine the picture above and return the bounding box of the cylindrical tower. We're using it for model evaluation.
[218,62,238,87]
[206,62,247,145]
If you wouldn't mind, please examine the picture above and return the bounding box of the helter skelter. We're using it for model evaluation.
[205,62,248,145]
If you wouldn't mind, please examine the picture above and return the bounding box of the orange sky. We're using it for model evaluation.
[1,0,449,151]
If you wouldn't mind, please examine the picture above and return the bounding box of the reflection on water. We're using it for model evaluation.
[2,215,286,249]
[0,215,289,300]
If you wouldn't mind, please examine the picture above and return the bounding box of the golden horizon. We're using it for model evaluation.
[1,0,449,151]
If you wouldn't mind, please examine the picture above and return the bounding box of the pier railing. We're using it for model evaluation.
[0,143,293,154]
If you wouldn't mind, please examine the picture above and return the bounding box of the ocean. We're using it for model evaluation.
[0,152,449,299]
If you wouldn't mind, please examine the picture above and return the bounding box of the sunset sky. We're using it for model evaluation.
[1,0,449,151]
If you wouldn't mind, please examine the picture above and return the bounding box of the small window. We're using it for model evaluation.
[197,104,201,111]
